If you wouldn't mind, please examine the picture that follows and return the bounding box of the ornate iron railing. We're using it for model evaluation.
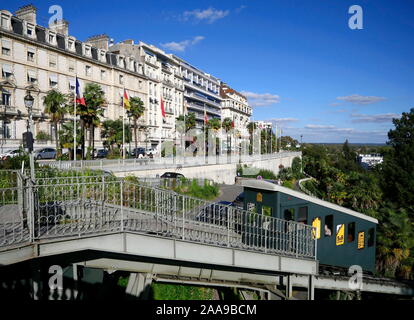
[0,172,316,260]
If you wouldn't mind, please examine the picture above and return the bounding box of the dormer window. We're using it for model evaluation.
[99,50,106,62]
[48,32,57,45]
[1,13,10,30]
[84,45,91,57]
[67,39,75,51]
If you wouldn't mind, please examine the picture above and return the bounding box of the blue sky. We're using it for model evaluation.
[3,0,414,143]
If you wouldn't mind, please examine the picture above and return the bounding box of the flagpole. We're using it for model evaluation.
[73,76,77,163]
[122,88,126,160]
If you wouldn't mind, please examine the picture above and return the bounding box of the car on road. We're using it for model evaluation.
[145,147,157,158]
[160,172,185,179]
[34,148,56,160]
[131,147,146,158]
[95,149,108,159]
[0,149,22,160]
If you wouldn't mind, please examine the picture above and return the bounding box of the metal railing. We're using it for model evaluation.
[0,172,316,260]
[37,152,302,172]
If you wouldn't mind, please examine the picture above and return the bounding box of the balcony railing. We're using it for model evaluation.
[0,105,18,115]
[185,92,222,109]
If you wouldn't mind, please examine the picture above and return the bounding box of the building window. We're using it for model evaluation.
[2,64,13,79]
[27,70,37,84]
[85,65,92,76]
[49,54,57,68]
[119,74,124,85]
[84,46,91,57]
[49,74,58,88]
[298,207,308,224]
[1,39,11,56]
[27,27,33,36]
[69,78,75,91]
[27,48,35,62]
[68,60,75,73]
[49,33,56,44]
[101,70,106,80]
[1,90,11,106]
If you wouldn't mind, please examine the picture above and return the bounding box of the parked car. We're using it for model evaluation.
[131,147,146,158]
[160,172,185,179]
[0,149,22,160]
[95,149,108,159]
[145,147,157,158]
[34,148,56,160]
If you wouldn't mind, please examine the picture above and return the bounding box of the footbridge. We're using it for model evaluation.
[0,170,317,300]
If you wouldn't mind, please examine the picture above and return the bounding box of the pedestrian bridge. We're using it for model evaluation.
[0,171,317,289]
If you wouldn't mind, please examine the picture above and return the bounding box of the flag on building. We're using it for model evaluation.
[123,89,130,109]
[204,106,208,124]
[231,119,235,128]
[75,77,86,106]
[160,98,166,122]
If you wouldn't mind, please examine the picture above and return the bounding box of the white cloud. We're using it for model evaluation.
[268,118,299,125]
[183,7,230,23]
[160,36,205,52]
[240,91,280,107]
[336,94,386,105]
[351,113,400,123]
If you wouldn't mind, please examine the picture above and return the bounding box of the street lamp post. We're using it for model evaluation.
[24,91,35,181]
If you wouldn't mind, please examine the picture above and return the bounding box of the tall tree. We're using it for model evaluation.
[381,108,414,207]
[80,83,106,159]
[222,117,233,155]
[101,119,131,151]
[58,121,81,160]
[43,89,67,156]
[176,112,196,133]
[128,97,145,150]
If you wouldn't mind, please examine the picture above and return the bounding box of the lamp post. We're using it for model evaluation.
[24,91,35,181]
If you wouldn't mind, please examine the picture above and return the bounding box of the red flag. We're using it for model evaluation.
[204,107,208,124]
[160,98,166,120]
[231,120,235,128]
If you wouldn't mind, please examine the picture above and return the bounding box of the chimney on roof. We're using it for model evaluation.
[49,19,69,36]
[86,34,110,50]
[123,39,134,45]
[15,4,37,25]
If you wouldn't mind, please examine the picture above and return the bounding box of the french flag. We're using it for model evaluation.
[75,77,86,106]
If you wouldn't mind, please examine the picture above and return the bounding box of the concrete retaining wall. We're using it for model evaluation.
[115,152,301,184]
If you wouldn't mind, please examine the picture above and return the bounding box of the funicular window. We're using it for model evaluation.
[324,215,333,237]
[368,228,375,247]
[348,222,355,242]
[284,208,294,221]
[298,206,308,224]
[262,206,272,217]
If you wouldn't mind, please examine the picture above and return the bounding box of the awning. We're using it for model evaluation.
[27,70,36,79]
[2,64,12,73]
[49,74,58,82]
[1,39,10,49]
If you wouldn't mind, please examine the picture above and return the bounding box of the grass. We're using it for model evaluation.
[150,283,215,300]
[173,179,220,200]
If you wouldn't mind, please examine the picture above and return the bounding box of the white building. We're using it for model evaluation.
[357,153,383,169]
[220,83,252,138]
[0,5,147,152]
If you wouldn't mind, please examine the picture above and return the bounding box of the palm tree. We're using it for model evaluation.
[79,83,106,159]
[58,121,81,160]
[43,89,67,156]
[222,117,233,155]
[128,97,145,150]
[246,122,257,154]
[207,118,221,155]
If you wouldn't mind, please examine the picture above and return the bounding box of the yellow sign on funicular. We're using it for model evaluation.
[358,232,365,249]
[312,217,321,239]
[336,224,345,246]
[256,193,263,202]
